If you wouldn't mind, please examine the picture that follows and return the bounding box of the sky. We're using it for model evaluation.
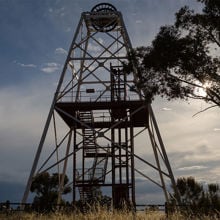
[0,0,220,204]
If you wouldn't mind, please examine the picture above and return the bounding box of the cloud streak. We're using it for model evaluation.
[162,107,172,111]
[41,62,60,73]
[13,60,36,68]
[55,47,68,55]
[177,165,208,171]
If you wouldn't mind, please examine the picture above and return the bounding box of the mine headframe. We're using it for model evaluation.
[22,3,180,210]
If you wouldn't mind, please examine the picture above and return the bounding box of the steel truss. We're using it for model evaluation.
[22,3,180,209]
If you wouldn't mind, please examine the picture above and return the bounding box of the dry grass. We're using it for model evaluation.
[1,211,163,220]
[0,210,219,220]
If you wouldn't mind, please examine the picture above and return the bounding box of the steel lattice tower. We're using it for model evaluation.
[22,3,180,209]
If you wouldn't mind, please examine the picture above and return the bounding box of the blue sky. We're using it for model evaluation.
[0,0,220,204]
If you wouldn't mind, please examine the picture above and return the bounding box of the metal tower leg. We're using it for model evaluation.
[148,105,181,204]
[58,130,72,204]
[21,14,84,205]
[21,98,55,205]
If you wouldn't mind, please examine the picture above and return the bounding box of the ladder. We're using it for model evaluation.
[111,66,126,101]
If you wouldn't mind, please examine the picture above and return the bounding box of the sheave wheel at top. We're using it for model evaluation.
[91,3,118,32]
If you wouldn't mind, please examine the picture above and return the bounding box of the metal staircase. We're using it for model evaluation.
[78,186,92,203]
[79,111,97,157]
[77,110,109,204]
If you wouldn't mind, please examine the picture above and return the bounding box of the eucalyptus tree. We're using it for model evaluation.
[126,0,220,111]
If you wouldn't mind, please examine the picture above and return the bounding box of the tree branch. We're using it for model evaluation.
[207,28,220,48]
[192,105,218,117]
[167,72,204,88]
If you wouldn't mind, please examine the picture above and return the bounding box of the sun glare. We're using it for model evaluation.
[203,81,211,89]
[195,81,211,97]
[197,87,207,97]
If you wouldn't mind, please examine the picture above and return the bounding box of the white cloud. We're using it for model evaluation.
[87,38,104,53]
[55,47,68,55]
[135,20,143,24]
[162,107,172,111]
[41,62,60,73]
[213,128,220,132]
[52,6,65,17]
[88,42,101,53]
[177,165,208,171]
[14,60,36,68]
[97,37,104,45]
[152,98,220,183]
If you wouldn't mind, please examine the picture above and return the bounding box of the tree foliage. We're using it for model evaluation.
[175,176,203,205]
[170,176,220,216]
[126,0,220,106]
[30,172,71,212]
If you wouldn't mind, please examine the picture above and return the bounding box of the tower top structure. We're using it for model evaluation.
[90,3,118,32]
